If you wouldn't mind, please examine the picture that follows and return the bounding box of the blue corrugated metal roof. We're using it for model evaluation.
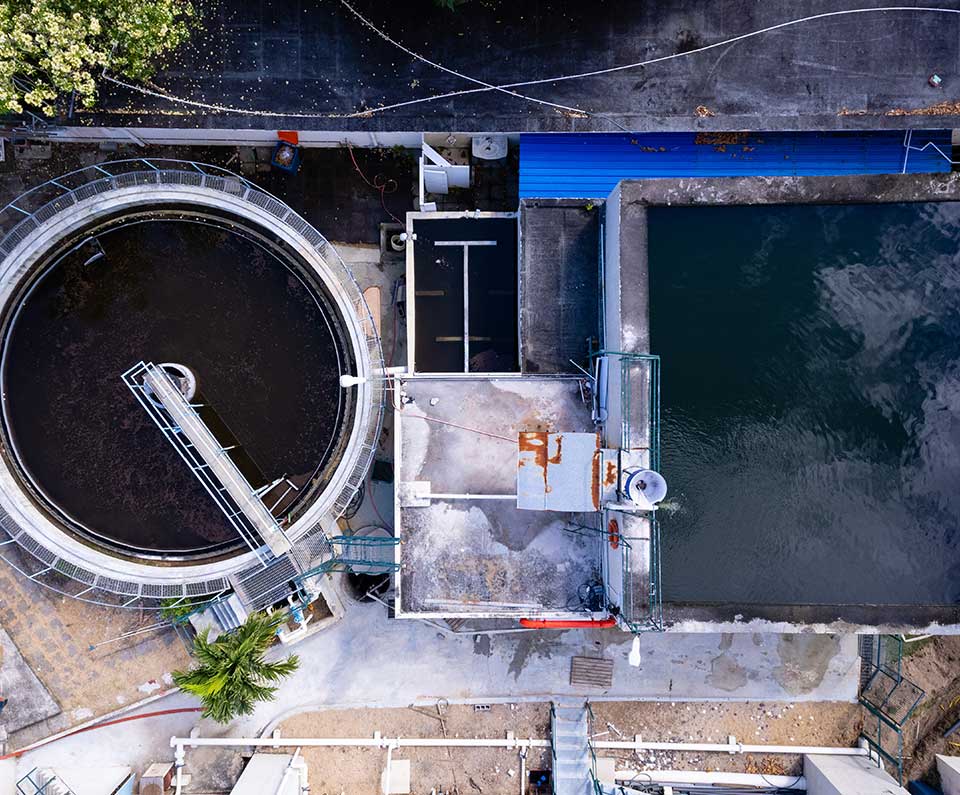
[519,131,952,199]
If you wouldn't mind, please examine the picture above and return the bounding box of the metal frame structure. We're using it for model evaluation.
[617,517,664,634]
[585,703,605,795]
[0,159,387,611]
[122,361,280,565]
[404,210,520,377]
[591,349,664,633]
[16,768,78,795]
[858,634,925,786]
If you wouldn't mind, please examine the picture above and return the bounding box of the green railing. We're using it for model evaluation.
[588,350,664,634]
[160,592,232,626]
[549,702,557,793]
[296,534,400,580]
[585,702,604,795]
[589,349,661,471]
[17,769,76,795]
[858,635,925,786]
[618,515,663,633]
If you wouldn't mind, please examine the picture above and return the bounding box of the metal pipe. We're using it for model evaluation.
[173,740,185,795]
[613,770,805,790]
[427,493,516,500]
[173,736,549,749]
[173,734,864,756]
[87,622,169,650]
[274,748,302,795]
[519,617,616,629]
[594,739,869,756]
[383,742,394,795]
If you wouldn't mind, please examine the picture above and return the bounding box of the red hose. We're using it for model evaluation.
[519,617,617,629]
[0,707,202,761]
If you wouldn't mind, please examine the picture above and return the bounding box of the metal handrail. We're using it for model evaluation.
[857,634,925,786]
[584,702,604,795]
[590,348,664,633]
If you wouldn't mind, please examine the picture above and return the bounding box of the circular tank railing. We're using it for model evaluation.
[0,159,385,610]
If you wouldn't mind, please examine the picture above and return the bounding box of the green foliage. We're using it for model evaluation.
[160,597,210,623]
[173,612,300,724]
[0,0,196,116]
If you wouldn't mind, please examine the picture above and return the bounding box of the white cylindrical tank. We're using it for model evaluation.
[623,468,668,510]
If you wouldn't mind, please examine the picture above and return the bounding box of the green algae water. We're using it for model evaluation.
[650,203,960,605]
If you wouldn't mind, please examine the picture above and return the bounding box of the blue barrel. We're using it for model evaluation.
[908,780,942,795]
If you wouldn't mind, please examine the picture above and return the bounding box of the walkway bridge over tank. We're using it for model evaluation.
[123,361,293,561]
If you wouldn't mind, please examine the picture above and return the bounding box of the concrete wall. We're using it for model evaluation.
[601,183,651,452]
[41,127,424,148]
[938,755,960,795]
[804,754,909,795]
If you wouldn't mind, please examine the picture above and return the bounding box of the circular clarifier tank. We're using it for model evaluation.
[0,167,380,589]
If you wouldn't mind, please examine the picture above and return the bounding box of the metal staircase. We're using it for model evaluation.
[551,702,594,795]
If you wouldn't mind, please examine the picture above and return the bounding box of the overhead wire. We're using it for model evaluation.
[355,5,960,116]
[335,0,610,123]
[98,6,960,123]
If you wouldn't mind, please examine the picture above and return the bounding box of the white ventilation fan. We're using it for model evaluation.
[623,468,668,510]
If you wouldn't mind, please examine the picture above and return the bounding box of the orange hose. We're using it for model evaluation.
[0,707,203,761]
[519,617,617,629]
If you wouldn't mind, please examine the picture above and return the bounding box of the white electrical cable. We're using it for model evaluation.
[337,0,598,120]
[100,5,960,122]
[102,0,617,127]
[368,5,960,113]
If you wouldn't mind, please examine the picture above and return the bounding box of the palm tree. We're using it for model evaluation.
[173,611,300,724]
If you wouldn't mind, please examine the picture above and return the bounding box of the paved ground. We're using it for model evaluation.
[0,543,191,748]
[1,588,860,787]
[0,628,59,733]
[88,0,960,131]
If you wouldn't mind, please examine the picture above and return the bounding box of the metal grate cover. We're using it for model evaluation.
[569,656,614,689]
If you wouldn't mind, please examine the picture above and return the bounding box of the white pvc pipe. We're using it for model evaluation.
[594,739,869,756]
[173,742,185,795]
[274,748,302,795]
[172,735,866,756]
[173,736,549,749]
[613,770,805,790]
[383,742,394,795]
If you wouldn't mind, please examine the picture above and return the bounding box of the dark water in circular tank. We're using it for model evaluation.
[650,202,960,605]
[2,218,347,557]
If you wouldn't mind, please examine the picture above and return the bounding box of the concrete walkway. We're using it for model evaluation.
[3,586,860,787]
[242,597,860,723]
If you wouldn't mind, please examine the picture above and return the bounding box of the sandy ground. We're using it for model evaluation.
[0,550,193,747]
[592,700,861,779]
[899,636,960,784]
[275,699,865,793]
[279,703,551,795]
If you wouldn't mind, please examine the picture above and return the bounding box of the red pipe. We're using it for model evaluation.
[519,617,617,629]
[0,707,203,761]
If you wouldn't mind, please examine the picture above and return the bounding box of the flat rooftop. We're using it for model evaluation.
[395,376,601,617]
[87,1,960,132]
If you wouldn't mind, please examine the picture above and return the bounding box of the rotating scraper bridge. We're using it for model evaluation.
[0,159,396,613]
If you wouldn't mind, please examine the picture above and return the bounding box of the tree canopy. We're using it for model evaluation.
[0,0,195,116]
[173,611,300,724]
